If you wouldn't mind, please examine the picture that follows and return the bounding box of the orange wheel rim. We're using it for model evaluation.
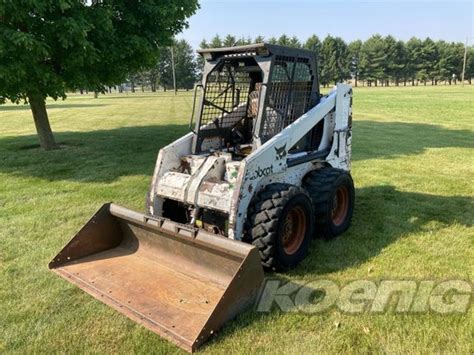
[332,186,349,226]
[281,206,306,255]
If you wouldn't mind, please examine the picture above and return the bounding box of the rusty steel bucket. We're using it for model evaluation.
[49,203,264,352]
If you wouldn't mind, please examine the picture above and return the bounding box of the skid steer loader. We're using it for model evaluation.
[50,43,354,352]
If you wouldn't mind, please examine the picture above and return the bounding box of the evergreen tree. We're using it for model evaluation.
[223,35,237,47]
[305,35,322,81]
[418,38,439,85]
[235,36,252,45]
[210,35,223,48]
[359,34,386,86]
[277,34,291,46]
[289,36,302,48]
[384,36,407,86]
[383,35,397,85]
[406,37,423,85]
[348,40,362,86]
[320,35,350,86]
[174,40,198,90]
[304,35,322,53]
[436,41,463,84]
[267,36,278,45]
[197,39,209,77]
[199,39,209,49]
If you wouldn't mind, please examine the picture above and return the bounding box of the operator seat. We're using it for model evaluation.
[247,82,262,118]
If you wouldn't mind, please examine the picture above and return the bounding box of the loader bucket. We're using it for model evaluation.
[49,203,264,352]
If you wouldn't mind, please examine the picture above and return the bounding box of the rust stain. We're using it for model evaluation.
[180,158,191,174]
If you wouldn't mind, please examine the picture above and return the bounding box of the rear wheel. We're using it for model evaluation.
[304,167,355,239]
[245,184,314,271]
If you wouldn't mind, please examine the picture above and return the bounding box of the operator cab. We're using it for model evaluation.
[192,43,321,158]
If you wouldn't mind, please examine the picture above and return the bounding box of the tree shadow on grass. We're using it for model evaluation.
[0,120,472,183]
[0,125,189,183]
[0,103,108,111]
[353,120,473,161]
[294,185,472,276]
[206,184,472,348]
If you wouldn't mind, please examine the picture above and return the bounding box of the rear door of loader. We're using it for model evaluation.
[49,204,264,352]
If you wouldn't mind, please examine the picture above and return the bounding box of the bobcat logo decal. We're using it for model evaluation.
[274,144,287,160]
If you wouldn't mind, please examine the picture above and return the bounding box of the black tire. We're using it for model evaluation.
[303,167,355,239]
[245,184,314,271]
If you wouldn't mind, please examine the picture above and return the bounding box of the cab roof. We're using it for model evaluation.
[197,43,316,61]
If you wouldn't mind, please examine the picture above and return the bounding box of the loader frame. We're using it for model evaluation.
[148,82,353,240]
[148,44,352,242]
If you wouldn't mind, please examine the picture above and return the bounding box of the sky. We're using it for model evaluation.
[177,0,474,49]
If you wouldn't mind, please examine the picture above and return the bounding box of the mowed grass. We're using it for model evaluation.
[1,86,473,353]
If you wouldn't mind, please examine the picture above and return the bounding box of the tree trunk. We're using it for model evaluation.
[28,95,58,150]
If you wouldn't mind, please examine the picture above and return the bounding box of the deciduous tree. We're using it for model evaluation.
[0,0,198,150]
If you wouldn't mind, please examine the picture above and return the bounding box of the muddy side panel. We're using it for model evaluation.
[49,204,264,352]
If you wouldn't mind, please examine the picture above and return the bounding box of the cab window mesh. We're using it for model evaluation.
[200,64,252,130]
[260,56,314,142]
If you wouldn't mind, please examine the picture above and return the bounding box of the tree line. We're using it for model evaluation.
[132,33,473,91]
[200,34,474,87]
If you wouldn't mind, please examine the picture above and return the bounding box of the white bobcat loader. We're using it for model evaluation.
[50,43,354,352]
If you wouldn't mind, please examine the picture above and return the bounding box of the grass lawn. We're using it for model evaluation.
[1,86,473,353]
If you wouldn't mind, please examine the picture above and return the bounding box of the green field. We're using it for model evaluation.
[1,86,473,353]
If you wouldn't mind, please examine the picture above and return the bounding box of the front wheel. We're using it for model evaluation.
[245,184,314,271]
